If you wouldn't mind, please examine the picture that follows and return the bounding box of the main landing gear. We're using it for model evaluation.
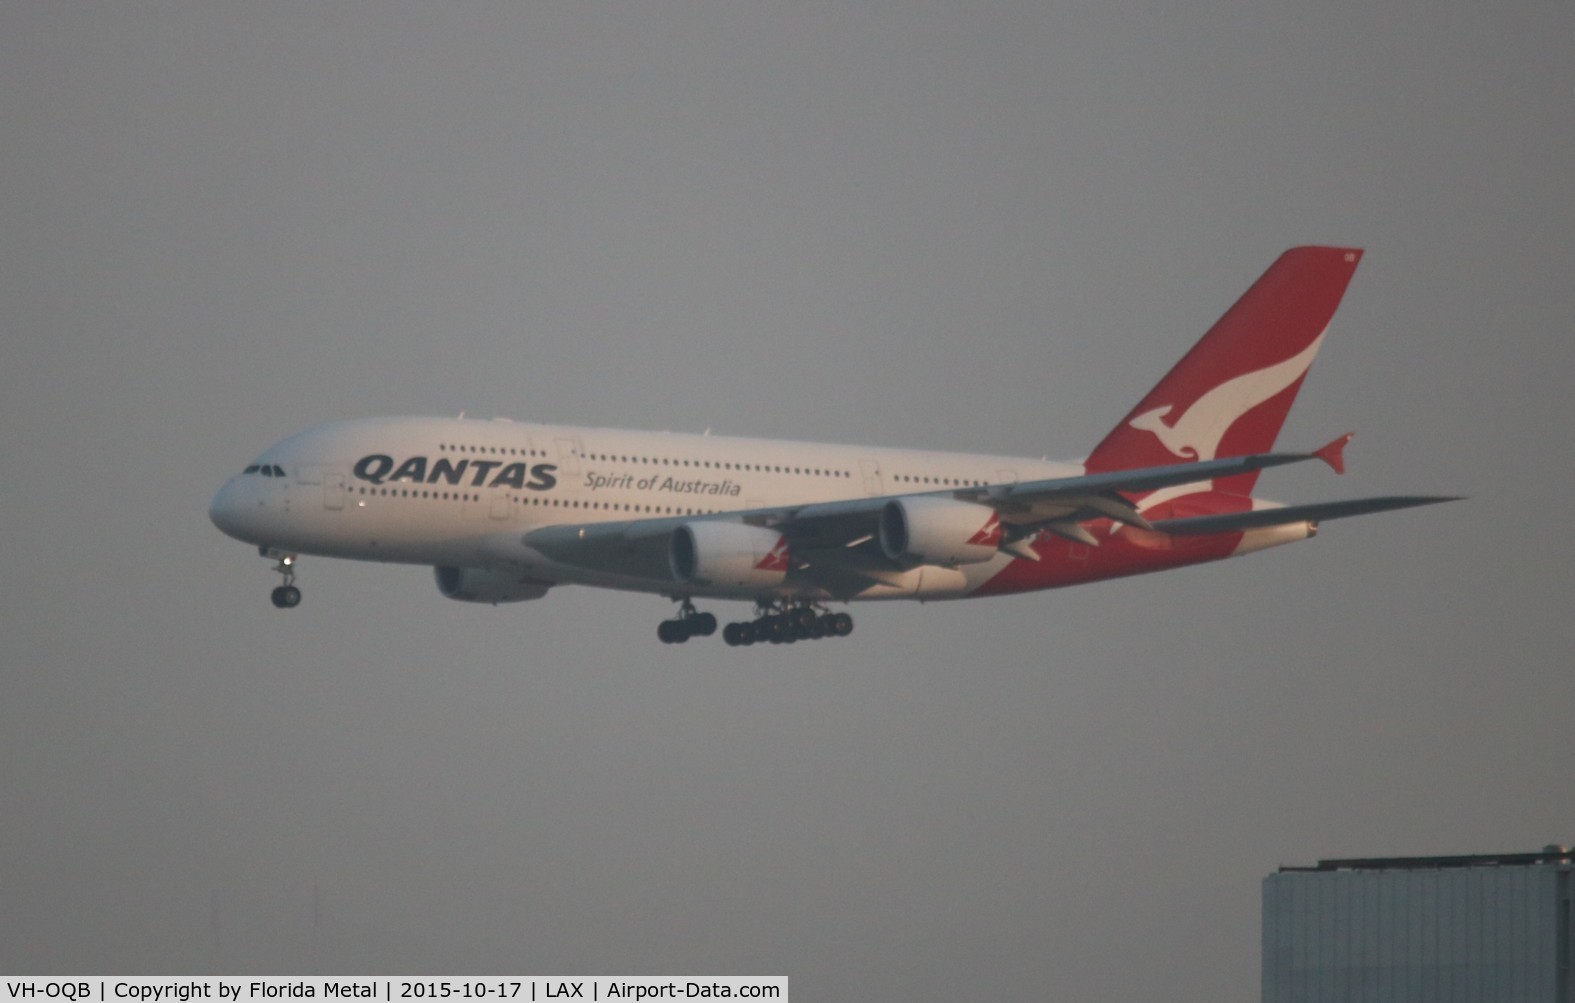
[657,599,854,646]
[266,549,302,609]
[657,599,717,644]
[723,603,853,647]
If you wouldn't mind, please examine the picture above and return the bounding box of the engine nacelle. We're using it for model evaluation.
[669,522,791,589]
[878,497,1002,567]
[434,566,551,604]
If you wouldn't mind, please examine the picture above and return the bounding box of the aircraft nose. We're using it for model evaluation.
[209,477,253,541]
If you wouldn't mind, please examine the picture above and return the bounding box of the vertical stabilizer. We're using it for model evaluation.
[1084,246,1362,496]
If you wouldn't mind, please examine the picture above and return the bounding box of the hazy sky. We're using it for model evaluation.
[3,2,1571,998]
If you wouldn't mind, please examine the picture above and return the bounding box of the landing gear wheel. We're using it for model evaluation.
[658,619,691,644]
[660,600,717,643]
[718,603,853,649]
[271,584,302,609]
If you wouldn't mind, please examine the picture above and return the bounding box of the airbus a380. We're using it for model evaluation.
[210,246,1453,647]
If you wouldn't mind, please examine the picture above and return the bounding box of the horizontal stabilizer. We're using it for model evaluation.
[1152,496,1459,536]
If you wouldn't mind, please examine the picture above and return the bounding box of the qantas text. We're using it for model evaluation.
[354,454,557,491]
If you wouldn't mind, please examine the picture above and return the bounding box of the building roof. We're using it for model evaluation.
[1278,845,1572,873]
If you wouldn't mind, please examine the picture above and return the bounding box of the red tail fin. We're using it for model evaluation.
[1084,246,1362,496]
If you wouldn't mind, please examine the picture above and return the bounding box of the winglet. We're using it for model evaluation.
[1314,433,1353,474]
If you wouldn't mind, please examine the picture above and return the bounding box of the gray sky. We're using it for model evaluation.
[3,2,1570,997]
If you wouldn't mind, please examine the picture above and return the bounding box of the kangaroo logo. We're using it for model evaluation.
[967,513,1003,548]
[1128,332,1325,462]
[754,536,792,573]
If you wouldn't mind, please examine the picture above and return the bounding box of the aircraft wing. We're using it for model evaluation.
[519,446,1345,586]
[733,446,1343,551]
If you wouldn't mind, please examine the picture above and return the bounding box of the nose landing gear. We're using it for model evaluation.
[266,550,302,609]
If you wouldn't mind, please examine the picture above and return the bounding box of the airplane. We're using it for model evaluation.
[209,246,1454,647]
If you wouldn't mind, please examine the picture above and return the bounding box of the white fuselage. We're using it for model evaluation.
[209,416,1081,602]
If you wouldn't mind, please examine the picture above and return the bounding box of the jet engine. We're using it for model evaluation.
[669,522,791,589]
[434,566,552,604]
[878,497,1002,567]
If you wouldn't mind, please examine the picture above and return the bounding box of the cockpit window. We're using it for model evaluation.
[244,465,261,474]
[242,464,288,477]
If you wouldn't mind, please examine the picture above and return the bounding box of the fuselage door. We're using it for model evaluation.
[489,492,513,521]
[324,473,345,511]
[556,437,583,475]
[859,458,884,497]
